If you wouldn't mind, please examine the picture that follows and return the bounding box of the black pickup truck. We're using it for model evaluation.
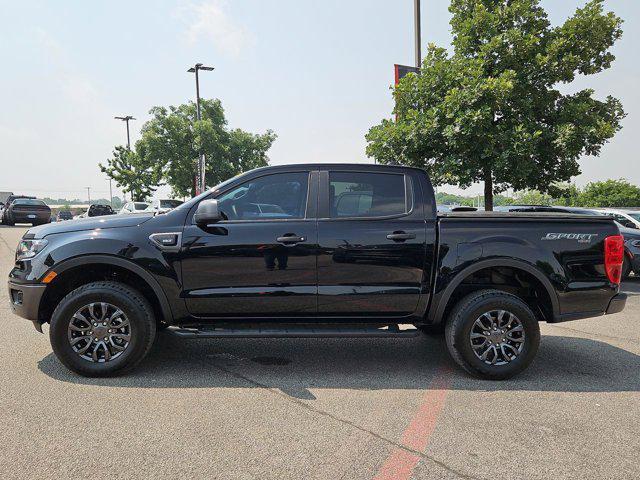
[8,164,626,379]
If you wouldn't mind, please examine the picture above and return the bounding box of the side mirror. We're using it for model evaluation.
[194,199,222,225]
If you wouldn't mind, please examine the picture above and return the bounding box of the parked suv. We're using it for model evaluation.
[87,204,115,217]
[7,165,626,379]
[56,210,74,222]
[3,198,51,226]
[1,195,36,224]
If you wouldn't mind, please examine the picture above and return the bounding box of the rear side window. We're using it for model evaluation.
[329,172,409,218]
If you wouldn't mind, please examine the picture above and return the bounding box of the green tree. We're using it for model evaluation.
[577,179,640,207]
[99,146,161,201]
[366,0,625,210]
[138,99,276,197]
[511,190,556,206]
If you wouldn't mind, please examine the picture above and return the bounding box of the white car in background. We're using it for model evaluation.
[595,209,640,230]
[145,199,184,215]
[119,201,150,215]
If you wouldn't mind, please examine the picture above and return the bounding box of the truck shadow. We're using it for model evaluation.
[38,333,640,398]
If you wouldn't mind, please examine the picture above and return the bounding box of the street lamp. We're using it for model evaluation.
[114,115,136,149]
[187,63,214,195]
[414,0,421,69]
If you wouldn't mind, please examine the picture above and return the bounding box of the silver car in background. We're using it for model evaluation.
[119,201,150,215]
[145,199,184,215]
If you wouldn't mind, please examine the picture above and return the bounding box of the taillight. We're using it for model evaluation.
[604,235,624,284]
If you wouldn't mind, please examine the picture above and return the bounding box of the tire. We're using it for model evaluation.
[50,281,156,377]
[445,289,540,380]
[417,323,445,336]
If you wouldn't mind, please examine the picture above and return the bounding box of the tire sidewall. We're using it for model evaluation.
[50,284,153,376]
[450,294,540,379]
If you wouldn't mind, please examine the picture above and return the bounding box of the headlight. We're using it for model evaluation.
[15,239,48,261]
[631,240,640,248]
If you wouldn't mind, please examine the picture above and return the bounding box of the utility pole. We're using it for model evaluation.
[187,63,214,195]
[414,0,421,68]
[115,116,135,149]
[86,187,91,204]
[109,179,113,207]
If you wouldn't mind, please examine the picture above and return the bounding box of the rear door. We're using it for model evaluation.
[316,168,432,317]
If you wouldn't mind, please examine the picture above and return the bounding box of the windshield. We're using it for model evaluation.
[133,203,148,211]
[13,199,46,206]
[160,199,183,208]
[627,212,640,221]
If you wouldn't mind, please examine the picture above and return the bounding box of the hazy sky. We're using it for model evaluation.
[0,0,637,201]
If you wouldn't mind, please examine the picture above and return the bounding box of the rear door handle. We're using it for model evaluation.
[276,234,306,245]
[386,231,416,242]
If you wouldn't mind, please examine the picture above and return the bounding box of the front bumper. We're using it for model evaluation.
[7,281,46,322]
[605,292,627,315]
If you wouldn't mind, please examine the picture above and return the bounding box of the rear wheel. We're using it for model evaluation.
[50,281,156,377]
[445,289,540,380]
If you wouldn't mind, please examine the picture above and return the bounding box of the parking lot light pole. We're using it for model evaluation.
[114,116,136,149]
[187,63,214,195]
[414,0,421,68]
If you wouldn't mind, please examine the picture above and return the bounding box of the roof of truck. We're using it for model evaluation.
[250,163,426,173]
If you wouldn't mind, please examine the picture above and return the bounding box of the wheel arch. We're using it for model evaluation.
[39,255,173,326]
[429,258,560,324]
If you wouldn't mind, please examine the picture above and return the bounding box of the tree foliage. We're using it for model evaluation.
[101,99,276,198]
[138,99,276,197]
[437,179,640,208]
[99,146,161,201]
[576,179,640,207]
[366,0,625,210]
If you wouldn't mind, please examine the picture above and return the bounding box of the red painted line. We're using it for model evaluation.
[373,368,451,480]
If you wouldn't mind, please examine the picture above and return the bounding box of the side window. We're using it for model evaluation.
[329,172,409,218]
[216,172,309,220]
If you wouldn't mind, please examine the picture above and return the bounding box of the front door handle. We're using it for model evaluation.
[386,231,416,242]
[276,234,306,245]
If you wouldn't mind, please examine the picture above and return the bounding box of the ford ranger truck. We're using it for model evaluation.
[7,164,627,379]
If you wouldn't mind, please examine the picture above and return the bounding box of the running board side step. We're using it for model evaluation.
[167,324,420,339]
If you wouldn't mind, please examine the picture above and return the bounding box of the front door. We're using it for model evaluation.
[181,171,318,318]
[317,169,430,317]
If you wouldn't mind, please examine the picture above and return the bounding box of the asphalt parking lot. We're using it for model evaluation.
[1,224,638,480]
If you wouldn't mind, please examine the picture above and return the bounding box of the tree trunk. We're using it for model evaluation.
[483,166,493,211]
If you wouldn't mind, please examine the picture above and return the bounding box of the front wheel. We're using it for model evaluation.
[445,290,540,380]
[50,281,156,377]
